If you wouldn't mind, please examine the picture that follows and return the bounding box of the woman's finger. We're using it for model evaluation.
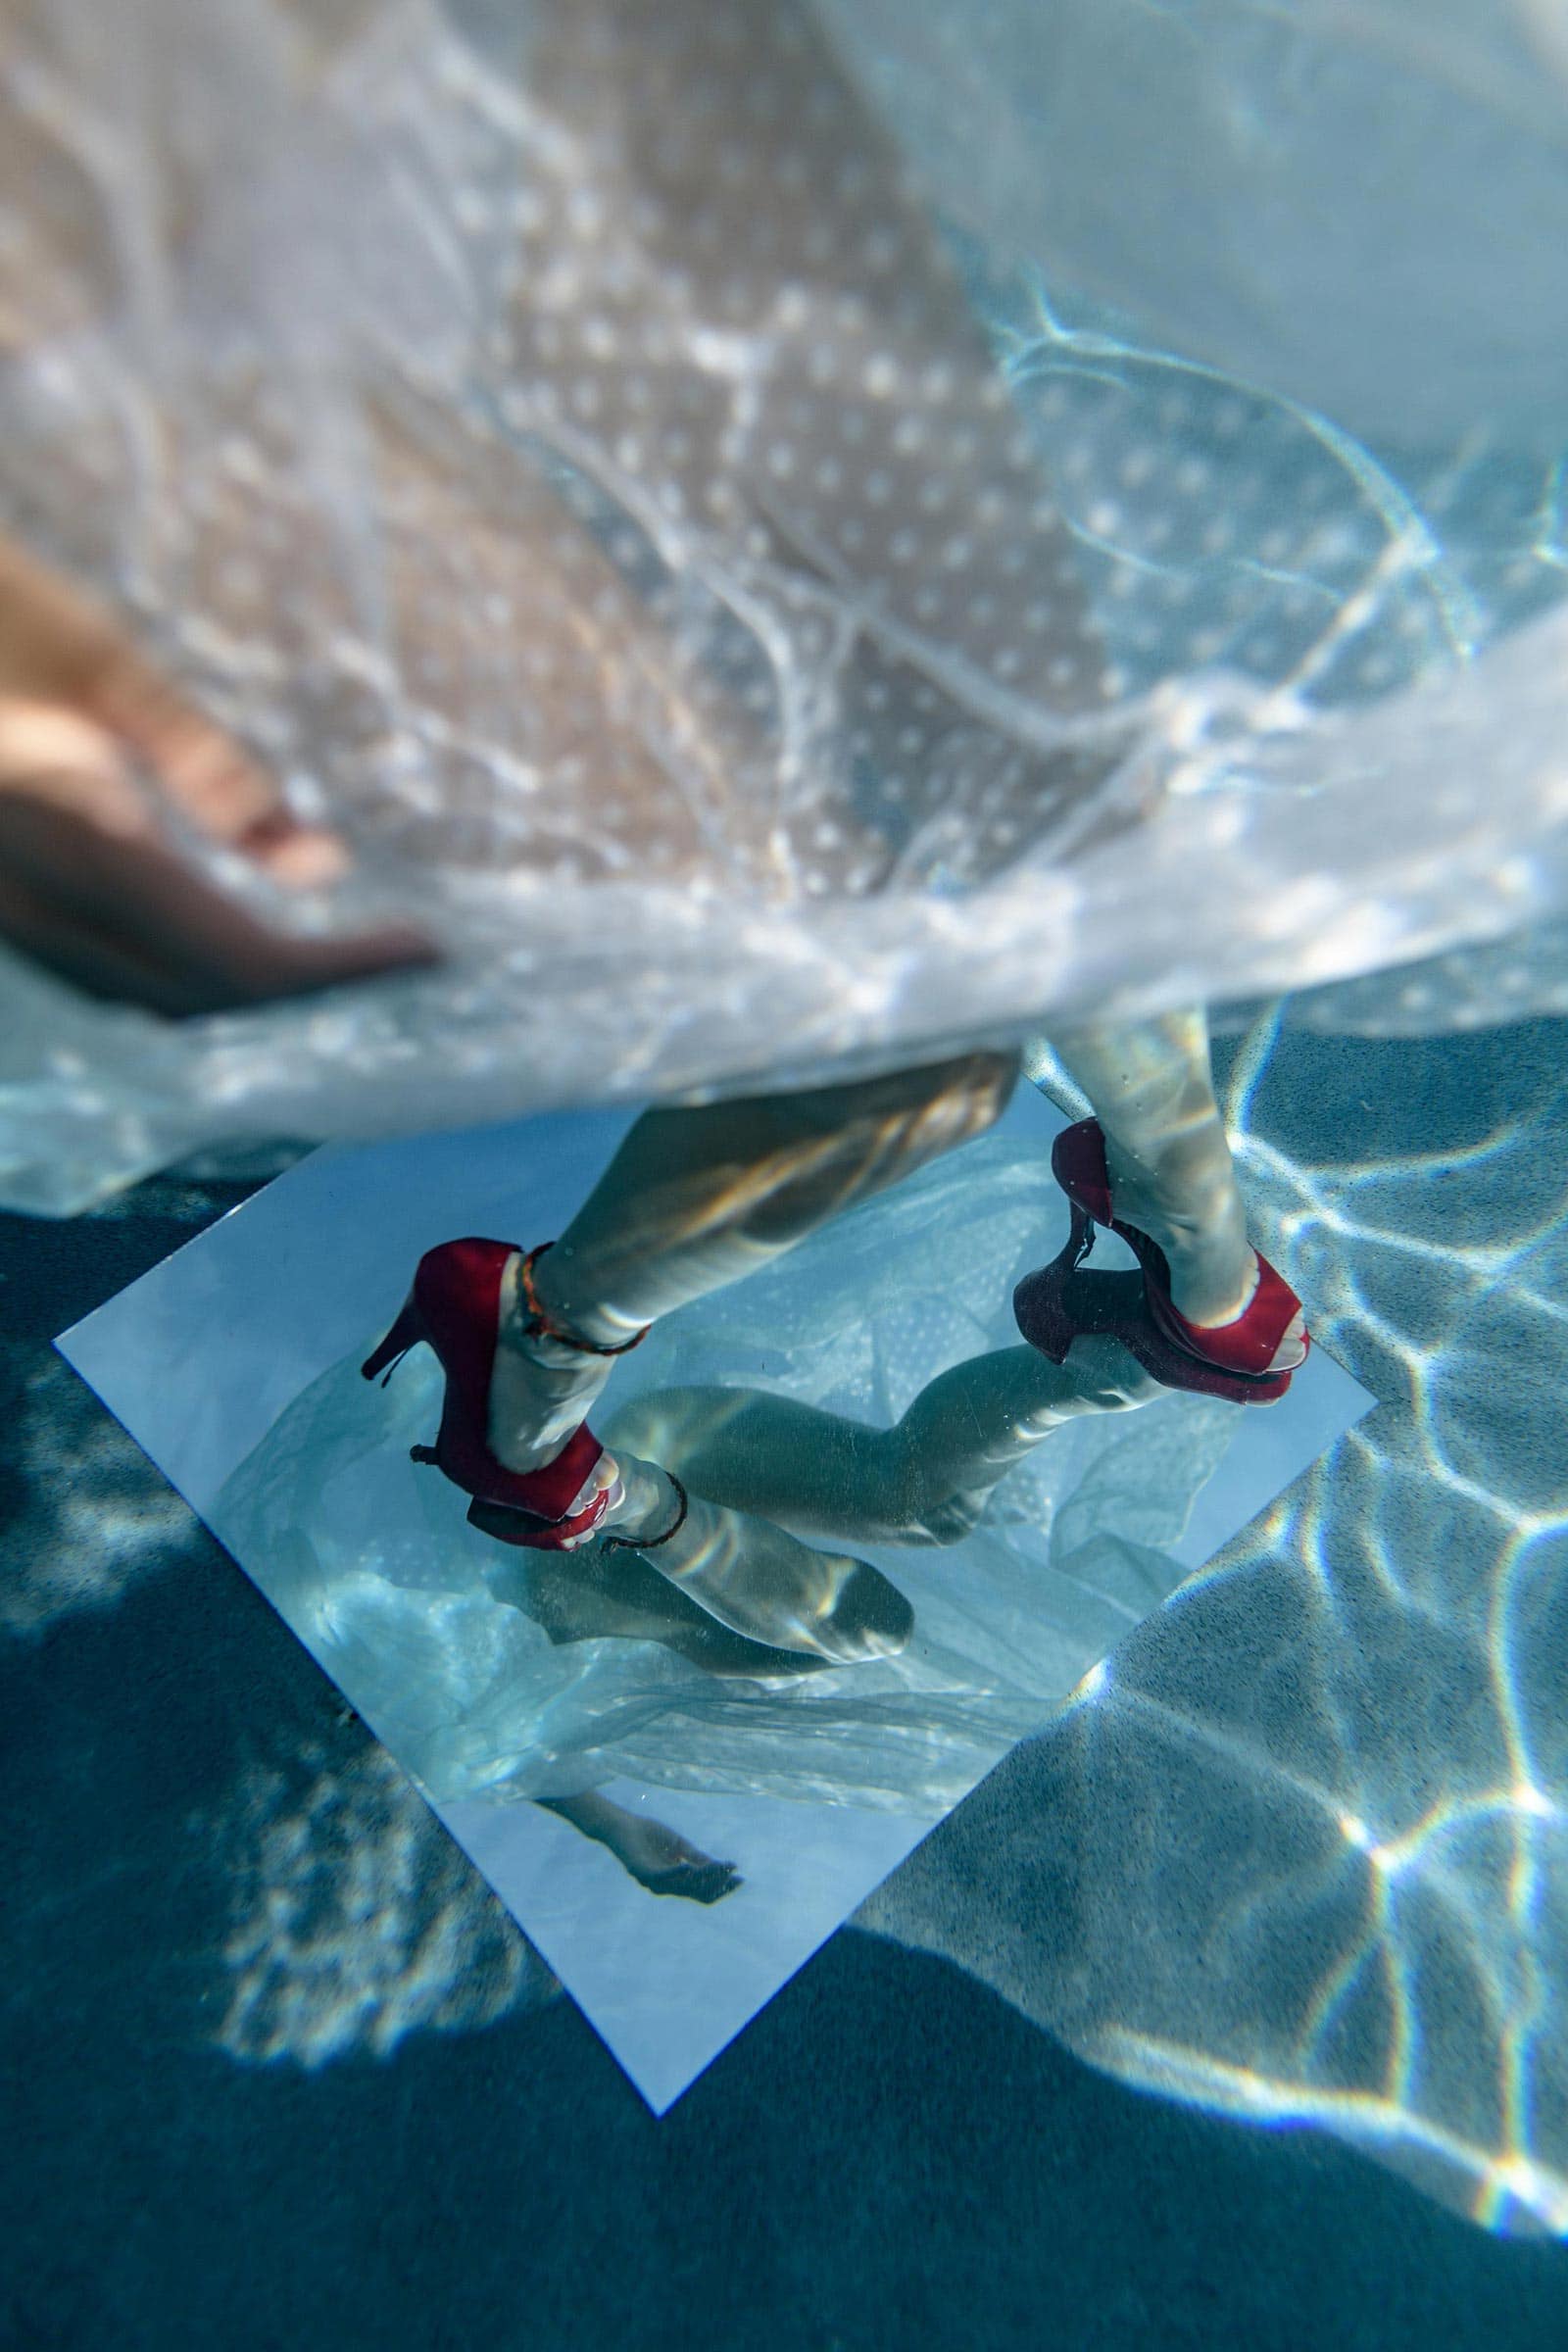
[0,538,396,883]
[0,725,434,1015]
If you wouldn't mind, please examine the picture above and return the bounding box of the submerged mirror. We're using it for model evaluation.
[60,1082,1369,2106]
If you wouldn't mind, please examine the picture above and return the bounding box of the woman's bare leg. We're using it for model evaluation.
[534,1791,742,1905]
[1051,1006,1302,1358]
[606,1336,1162,1549]
[487,1048,1016,1482]
[540,1048,1016,1338]
[479,1051,1016,1657]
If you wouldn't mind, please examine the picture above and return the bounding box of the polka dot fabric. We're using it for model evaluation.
[494,0,1120,889]
[5,0,1568,1214]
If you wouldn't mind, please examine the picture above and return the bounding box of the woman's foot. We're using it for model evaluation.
[536,1793,742,1904]
[1102,1131,1306,1372]
[485,1250,629,1539]
[366,1239,615,1544]
[593,1451,915,1662]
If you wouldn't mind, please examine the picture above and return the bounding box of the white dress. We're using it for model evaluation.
[3,0,1566,1212]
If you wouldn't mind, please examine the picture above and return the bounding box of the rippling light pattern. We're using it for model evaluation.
[0,1345,193,1637]
[5,0,1568,2215]
[213,1740,557,2068]
[864,1010,1568,2237]
[1211,1020,1568,2234]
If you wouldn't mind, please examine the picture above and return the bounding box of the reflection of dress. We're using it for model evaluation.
[213,1134,1236,1814]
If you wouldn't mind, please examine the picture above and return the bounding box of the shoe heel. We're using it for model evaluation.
[1013,1250,1077,1364]
[1013,1200,1100,1365]
[362,1297,426,1385]
[1066,1199,1098,1265]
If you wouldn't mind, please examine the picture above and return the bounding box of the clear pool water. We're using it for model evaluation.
[3,1,1568,2338]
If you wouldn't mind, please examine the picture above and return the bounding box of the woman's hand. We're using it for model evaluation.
[0,535,431,1015]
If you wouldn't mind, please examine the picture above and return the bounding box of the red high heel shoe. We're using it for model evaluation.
[361,1238,635,1550]
[1013,1118,1307,1406]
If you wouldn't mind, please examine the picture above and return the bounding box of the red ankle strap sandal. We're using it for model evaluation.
[361,1237,622,1548]
[1015,1119,1308,1405]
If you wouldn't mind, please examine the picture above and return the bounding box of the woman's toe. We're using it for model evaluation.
[647,1858,743,1904]
[1269,1308,1308,1373]
[820,1562,915,1660]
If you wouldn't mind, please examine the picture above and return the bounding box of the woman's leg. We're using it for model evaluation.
[487,1048,1017,1482]
[534,1791,742,1905]
[541,1048,1018,1340]
[478,1050,1015,1657]
[1051,1006,1295,1339]
[606,1336,1162,1548]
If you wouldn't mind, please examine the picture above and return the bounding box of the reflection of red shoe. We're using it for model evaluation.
[1013,1119,1307,1407]
[362,1238,610,1550]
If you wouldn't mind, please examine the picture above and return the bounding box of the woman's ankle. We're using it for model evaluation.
[1159,1240,1260,1329]
[487,1259,614,1472]
[1102,1133,1257,1326]
[522,1244,645,1354]
[597,1453,677,1538]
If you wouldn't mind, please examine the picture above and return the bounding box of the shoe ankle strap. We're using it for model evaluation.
[519,1243,649,1357]
[602,1473,689,1554]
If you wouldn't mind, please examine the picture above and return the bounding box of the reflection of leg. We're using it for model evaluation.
[535,1790,742,1905]
[607,1336,1162,1548]
[886,1338,1163,1539]
[478,1453,912,1660]
[488,1537,839,1679]
[594,1449,915,1657]
[1052,1007,1258,1328]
